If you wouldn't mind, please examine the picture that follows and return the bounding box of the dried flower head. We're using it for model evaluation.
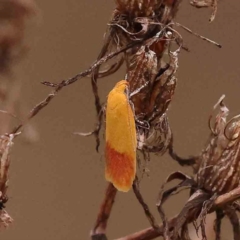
[86,1,182,155]
[157,96,240,240]
[197,96,240,195]
[127,39,178,154]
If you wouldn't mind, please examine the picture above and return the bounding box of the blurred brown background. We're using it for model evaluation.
[0,0,240,239]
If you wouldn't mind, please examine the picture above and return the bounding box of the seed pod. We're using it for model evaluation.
[196,97,240,194]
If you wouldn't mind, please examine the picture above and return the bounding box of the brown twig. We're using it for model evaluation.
[214,187,240,207]
[90,183,117,240]
[225,206,240,240]
[42,43,138,88]
[214,210,224,240]
[168,137,196,167]
[116,216,178,240]
[116,186,240,240]
[133,178,160,231]
[174,22,222,48]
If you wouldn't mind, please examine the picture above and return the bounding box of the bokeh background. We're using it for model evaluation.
[0,0,240,239]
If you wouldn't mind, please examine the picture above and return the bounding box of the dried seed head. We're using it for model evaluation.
[126,41,177,154]
[115,0,163,17]
[91,0,182,154]
[128,46,158,117]
[110,0,182,53]
[197,97,240,195]
[139,113,172,154]
[124,30,178,154]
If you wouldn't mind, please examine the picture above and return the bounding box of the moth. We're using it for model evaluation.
[105,80,137,192]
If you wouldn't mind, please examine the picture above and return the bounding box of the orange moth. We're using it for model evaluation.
[105,80,137,192]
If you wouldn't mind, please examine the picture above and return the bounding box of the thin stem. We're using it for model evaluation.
[91,183,117,240]
[133,178,160,231]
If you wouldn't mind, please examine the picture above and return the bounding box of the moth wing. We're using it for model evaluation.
[105,84,136,192]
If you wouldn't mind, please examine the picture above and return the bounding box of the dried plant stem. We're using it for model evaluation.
[12,84,63,134]
[42,43,137,88]
[168,139,196,167]
[214,187,240,207]
[225,206,240,240]
[117,216,178,240]
[133,178,160,231]
[210,0,218,22]
[116,186,240,240]
[175,22,221,48]
[91,183,117,240]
